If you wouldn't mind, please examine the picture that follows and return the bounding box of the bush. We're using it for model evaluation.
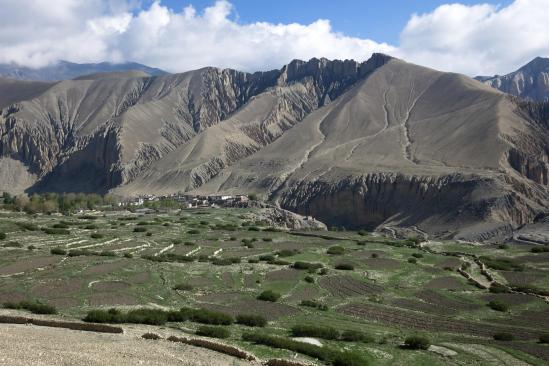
[126,308,168,325]
[27,245,36,251]
[257,290,281,302]
[173,283,193,291]
[184,241,195,246]
[299,300,328,311]
[84,224,98,230]
[187,308,234,325]
[304,275,315,283]
[90,233,104,239]
[291,324,339,340]
[242,332,327,361]
[4,300,57,315]
[142,332,162,340]
[488,300,509,312]
[489,283,509,293]
[292,261,323,271]
[146,232,152,237]
[407,258,417,264]
[493,332,514,341]
[3,241,23,248]
[259,254,276,262]
[334,263,354,270]
[539,334,549,344]
[0,232,5,240]
[78,215,97,220]
[99,250,116,257]
[248,258,260,264]
[480,256,524,272]
[404,336,430,350]
[133,227,147,232]
[50,247,67,255]
[412,253,423,258]
[17,223,39,231]
[531,246,549,253]
[277,249,299,257]
[341,330,374,343]
[327,246,345,255]
[123,252,133,258]
[236,314,267,327]
[188,229,200,234]
[268,259,290,266]
[332,351,370,366]
[197,325,231,338]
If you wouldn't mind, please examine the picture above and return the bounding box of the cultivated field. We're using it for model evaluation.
[1,208,548,365]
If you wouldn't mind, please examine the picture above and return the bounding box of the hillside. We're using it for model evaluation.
[0,54,548,240]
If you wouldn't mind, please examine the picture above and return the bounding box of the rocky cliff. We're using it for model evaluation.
[476,57,549,102]
[0,54,548,240]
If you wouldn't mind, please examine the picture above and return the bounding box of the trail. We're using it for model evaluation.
[155,244,174,257]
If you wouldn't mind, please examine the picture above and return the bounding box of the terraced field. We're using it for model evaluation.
[1,208,548,365]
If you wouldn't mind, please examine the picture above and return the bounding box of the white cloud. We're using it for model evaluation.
[0,0,548,76]
[398,0,549,75]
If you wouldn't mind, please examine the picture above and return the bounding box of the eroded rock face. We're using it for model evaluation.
[477,57,549,102]
[0,54,548,240]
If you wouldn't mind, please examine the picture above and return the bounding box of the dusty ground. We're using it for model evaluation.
[0,323,254,366]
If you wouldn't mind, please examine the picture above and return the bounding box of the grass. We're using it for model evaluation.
[0,208,547,366]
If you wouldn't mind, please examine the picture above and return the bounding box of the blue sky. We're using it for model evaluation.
[1,0,546,75]
[149,0,512,44]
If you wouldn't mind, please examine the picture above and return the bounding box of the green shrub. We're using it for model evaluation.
[277,249,299,257]
[146,232,152,236]
[498,244,509,249]
[196,325,230,338]
[332,351,370,366]
[90,233,104,239]
[257,290,281,302]
[27,245,36,251]
[173,283,193,291]
[84,224,98,230]
[0,232,5,240]
[480,256,524,271]
[133,227,147,232]
[304,275,315,283]
[531,246,549,253]
[212,257,241,266]
[78,215,97,220]
[489,283,509,293]
[341,330,374,343]
[291,324,339,340]
[408,258,417,264]
[123,252,133,258]
[268,259,290,265]
[184,241,195,246]
[259,254,275,262]
[142,332,162,340]
[50,247,67,255]
[126,308,168,325]
[248,226,261,231]
[248,258,260,264]
[539,334,549,344]
[242,332,328,361]
[412,253,423,258]
[292,261,323,270]
[3,241,23,248]
[236,314,267,327]
[182,307,234,325]
[188,229,200,234]
[5,300,57,315]
[493,332,514,341]
[488,300,509,312]
[334,263,354,270]
[404,336,430,350]
[299,300,328,311]
[327,246,345,255]
[52,222,69,229]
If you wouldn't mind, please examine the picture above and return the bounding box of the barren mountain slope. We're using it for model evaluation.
[1,55,547,239]
[194,59,549,239]
[477,57,549,101]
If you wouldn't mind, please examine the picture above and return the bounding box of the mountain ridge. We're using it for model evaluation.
[1,54,548,241]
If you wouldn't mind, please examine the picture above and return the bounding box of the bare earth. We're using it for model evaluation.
[0,324,254,366]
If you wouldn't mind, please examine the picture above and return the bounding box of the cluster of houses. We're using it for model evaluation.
[123,193,249,208]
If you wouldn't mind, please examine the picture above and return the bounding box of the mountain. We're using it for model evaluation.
[0,61,168,81]
[476,57,549,101]
[1,54,548,241]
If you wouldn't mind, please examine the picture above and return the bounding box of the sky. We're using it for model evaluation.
[0,0,546,76]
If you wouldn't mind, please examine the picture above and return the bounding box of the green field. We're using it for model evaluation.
[1,208,548,365]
